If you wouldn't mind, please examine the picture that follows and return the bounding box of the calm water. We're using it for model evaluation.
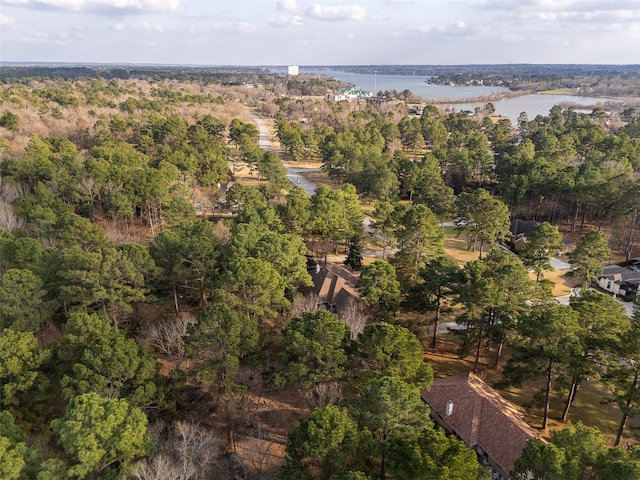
[444,94,620,125]
[303,68,508,100]
[302,68,619,124]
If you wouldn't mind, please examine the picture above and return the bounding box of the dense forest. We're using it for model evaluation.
[1,66,640,479]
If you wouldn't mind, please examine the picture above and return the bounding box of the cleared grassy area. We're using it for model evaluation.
[444,233,484,265]
[539,88,577,95]
[297,168,335,190]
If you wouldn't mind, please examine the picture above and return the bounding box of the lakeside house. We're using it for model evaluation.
[327,87,373,102]
[421,372,539,480]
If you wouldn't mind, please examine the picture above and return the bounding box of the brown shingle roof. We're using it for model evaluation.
[301,264,360,313]
[421,372,539,476]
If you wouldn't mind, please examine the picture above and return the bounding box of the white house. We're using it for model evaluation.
[327,87,373,101]
[598,260,640,300]
[287,65,299,76]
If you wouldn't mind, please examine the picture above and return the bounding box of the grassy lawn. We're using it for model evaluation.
[444,232,484,265]
[297,169,335,189]
[539,88,577,95]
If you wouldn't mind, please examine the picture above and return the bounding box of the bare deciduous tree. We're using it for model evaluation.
[0,178,26,231]
[132,421,219,480]
[144,313,196,366]
[289,292,320,319]
[219,391,257,454]
[304,380,342,409]
[0,200,25,231]
[339,297,368,340]
[239,425,284,480]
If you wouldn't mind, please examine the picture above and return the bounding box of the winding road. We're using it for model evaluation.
[252,114,320,196]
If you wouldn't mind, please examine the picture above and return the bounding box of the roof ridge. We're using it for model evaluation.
[465,373,537,436]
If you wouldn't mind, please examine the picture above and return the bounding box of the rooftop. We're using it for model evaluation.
[422,372,539,476]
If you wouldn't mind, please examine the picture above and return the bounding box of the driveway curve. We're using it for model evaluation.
[251,114,320,196]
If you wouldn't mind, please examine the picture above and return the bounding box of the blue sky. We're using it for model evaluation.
[0,0,638,65]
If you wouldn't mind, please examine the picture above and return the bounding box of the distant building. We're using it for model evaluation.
[598,259,640,301]
[287,65,299,76]
[422,372,539,479]
[327,87,373,101]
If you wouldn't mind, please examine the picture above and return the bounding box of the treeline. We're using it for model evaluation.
[336,64,640,77]
[276,103,640,258]
[0,66,347,101]
[0,65,268,83]
[427,70,640,97]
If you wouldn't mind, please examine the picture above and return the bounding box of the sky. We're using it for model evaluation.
[0,0,639,66]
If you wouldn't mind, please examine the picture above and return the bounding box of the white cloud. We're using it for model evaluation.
[500,32,526,42]
[109,19,172,32]
[516,7,640,26]
[277,0,300,14]
[0,0,182,14]
[307,4,366,20]
[270,14,304,28]
[414,20,481,36]
[54,31,72,44]
[0,14,15,23]
[224,21,256,33]
[140,21,164,31]
[271,1,366,28]
[15,30,49,43]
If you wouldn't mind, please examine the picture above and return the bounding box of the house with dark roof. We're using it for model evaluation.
[509,219,539,252]
[421,372,539,479]
[598,260,640,300]
[301,264,361,316]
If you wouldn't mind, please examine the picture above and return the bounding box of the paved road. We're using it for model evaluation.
[555,288,635,318]
[549,256,572,270]
[252,114,320,196]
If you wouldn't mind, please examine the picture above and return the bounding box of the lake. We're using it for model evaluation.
[301,68,619,124]
[303,68,508,100]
